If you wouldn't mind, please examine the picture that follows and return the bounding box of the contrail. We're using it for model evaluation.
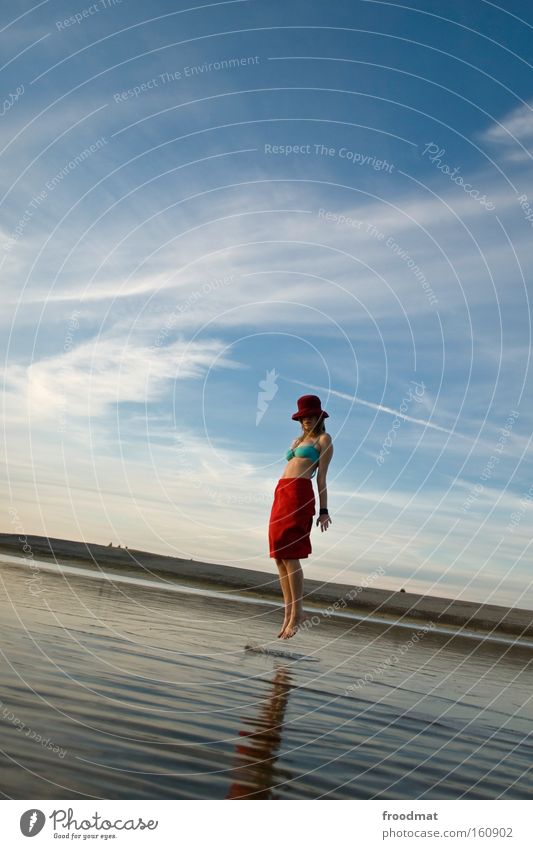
[284,378,469,439]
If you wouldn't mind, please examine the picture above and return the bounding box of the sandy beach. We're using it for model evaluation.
[1,533,532,643]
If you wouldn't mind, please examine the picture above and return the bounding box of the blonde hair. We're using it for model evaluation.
[294,414,327,447]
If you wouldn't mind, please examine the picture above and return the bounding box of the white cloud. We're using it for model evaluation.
[5,335,244,421]
[478,98,533,162]
[2,72,532,606]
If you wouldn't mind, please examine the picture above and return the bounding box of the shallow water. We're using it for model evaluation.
[0,558,532,799]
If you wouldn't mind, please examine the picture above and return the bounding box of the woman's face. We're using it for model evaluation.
[301,415,318,431]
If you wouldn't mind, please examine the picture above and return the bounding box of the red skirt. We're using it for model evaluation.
[268,477,316,559]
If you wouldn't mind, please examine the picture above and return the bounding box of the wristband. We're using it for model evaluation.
[319,508,329,515]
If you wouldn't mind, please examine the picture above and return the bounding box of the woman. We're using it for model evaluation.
[268,395,333,639]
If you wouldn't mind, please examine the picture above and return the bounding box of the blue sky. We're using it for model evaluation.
[1,0,533,608]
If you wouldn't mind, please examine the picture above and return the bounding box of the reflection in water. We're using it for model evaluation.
[227,664,293,799]
[2,558,533,800]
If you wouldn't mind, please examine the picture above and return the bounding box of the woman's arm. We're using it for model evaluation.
[316,434,333,511]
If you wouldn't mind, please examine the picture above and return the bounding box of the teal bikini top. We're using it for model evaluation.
[286,440,321,477]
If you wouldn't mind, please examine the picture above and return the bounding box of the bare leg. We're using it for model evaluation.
[275,558,292,637]
[281,559,309,639]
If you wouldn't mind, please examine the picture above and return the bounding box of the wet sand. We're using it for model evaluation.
[1,534,532,642]
[1,554,532,800]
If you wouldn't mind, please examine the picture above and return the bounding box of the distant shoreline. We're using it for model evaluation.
[1,533,532,641]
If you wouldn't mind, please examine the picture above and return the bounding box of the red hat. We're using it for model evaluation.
[291,394,329,421]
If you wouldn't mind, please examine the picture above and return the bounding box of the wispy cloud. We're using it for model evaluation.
[284,377,468,438]
[478,98,533,162]
[1,0,532,607]
[5,335,243,420]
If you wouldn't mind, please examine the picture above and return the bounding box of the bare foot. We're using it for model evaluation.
[281,620,300,639]
[277,605,293,637]
[277,618,290,638]
[280,612,311,640]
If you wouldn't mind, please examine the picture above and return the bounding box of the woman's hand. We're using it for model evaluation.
[316,513,332,531]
